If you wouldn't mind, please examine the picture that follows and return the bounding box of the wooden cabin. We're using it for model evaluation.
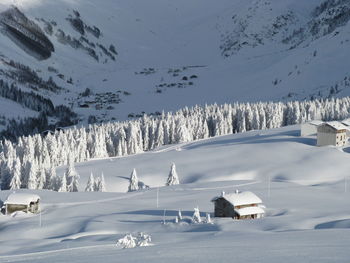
[211,191,265,220]
[317,122,348,147]
[300,120,323,137]
[3,193,40,215]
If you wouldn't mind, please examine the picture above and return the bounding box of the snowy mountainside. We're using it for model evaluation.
[1,125,350,262]
[1,0,350,136]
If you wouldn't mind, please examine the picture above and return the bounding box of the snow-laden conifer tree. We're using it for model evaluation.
[85,172,95,192]
[58,172,67,192]
[97,173,106,192]
[37,167,46,189]
[128,168,139,192]
[192,207,202,224]
[178,209,183,220]
[27,160,38,190]
[48,166,60,191]
[205,213,212,224]
[166,163,180,186]
[66,156,79,192]
[10,158,21,190]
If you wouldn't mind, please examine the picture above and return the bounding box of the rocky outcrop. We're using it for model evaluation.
[0,6,54,60]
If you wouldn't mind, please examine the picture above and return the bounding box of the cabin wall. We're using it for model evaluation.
[5,201,40,215]
[300,124,317,136]
[317,131,346,146]
[214,198,236,218]
[6,204,28,214]
[317,132,336,146]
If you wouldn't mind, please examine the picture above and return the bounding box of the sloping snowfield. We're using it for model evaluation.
[1,125,350,262]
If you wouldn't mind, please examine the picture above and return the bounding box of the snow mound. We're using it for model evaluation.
[116,232,152,249]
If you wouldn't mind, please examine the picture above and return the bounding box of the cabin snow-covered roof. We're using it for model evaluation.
[235,206,265,216]
[212,191,262,206]
[303,120,324,126]
[341,119,350,127]
[323,121,348,131]
[4,193,40,205]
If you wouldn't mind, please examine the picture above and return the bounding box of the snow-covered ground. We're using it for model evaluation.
[1,125,350,262]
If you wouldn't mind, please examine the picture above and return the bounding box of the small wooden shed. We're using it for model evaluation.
[211,191,265,220]
[3,193,40,215]
[317,121,348,147]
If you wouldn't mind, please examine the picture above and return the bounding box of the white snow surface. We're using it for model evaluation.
[4,193,40,205]
[1,125,350,262]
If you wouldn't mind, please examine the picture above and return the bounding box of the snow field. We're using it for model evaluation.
[1,125,350,262]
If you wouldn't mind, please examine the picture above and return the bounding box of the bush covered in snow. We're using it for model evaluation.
[116,232,152,249]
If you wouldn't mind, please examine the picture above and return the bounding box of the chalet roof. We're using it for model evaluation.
[235,206,265,216]
[322,121,348,131]
[212,191,262,206]
[303,120,324,126]
[341,119,350,126]
[4,193,40,205]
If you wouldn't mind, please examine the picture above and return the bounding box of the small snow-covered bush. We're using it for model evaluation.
[204,213,213,224]
[116,232,152,249]
[116,234,136,248]
[136,232,152,247]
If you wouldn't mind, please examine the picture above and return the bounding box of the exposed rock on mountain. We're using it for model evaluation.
[0,6,54,60]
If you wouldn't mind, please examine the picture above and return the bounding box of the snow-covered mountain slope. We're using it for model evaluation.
[1,0,350,132]
[1,125,350,262]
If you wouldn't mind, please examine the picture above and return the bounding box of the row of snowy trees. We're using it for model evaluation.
[128,163,180,192]
[1,97,350,190]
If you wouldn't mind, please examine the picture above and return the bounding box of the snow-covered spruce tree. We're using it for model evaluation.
[205,213,212,224]
[66,156,79,192]
[97,173,106,192]
[85,172,95,192]
[178,209,183,220]
[166,163,179,186]
[128,168,139,192]
[10,157,21,190]
[58,172,67,192]
[0,159,12,190]
[48,166,60,191]
[37,167,46,189]
[192,207,202,224]
[27,160,38,190]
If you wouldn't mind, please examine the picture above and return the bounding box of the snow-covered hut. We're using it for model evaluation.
[3,193,40,215]
[317,121,348,147]
[300,120,324,136]
[211,191,265,220]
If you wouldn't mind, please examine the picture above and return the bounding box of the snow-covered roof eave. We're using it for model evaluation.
[304,120,324,126]
[4,193,40,205]
[324,121,349,131]
[235,206,265,216]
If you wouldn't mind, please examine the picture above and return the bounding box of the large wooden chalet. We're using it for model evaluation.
[211,190,264,220]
